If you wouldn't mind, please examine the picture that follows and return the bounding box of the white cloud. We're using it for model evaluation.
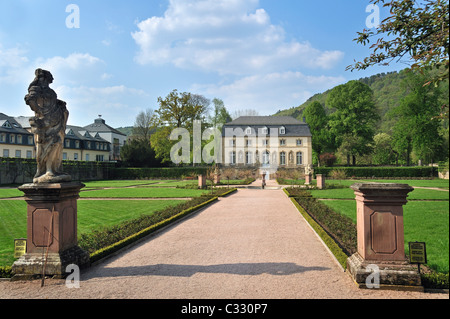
[0,50,106,87]
[55,85,149,127]
[34,53,105,86]
[191,71,346,114]
[132,0,344,75]
[0,45,148,127]
[0,44,30,84]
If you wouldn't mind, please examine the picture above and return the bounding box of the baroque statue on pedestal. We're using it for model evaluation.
[25,69,71,183]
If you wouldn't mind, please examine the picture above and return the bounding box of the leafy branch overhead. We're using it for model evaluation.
[348,0,449,87]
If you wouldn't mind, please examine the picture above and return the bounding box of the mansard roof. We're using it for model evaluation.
[0,113,32,135]
[223,116,311,137]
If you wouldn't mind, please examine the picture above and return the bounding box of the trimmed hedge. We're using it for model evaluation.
[421,271,449,290]
[289,198,349,269]
[284,187,313,198]
[286,187,448,290]
[111,167,208,180]
[86,195,219,263]
[217,188,238,197]
[287,188,357,257]
[314,166,438,178]
[0,266,12,278]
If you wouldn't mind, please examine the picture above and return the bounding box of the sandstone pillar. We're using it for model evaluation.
[304,174,312,185]
[198,175,207,189]
[12,182,90,280]
[346,183,422,290]
[316,174,325,189]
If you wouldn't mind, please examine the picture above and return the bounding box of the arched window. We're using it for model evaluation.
[262,151,270,165]
[296,152,303,165]
[246,152,253,165]
[280,152,286,165]
[229,151,236,165]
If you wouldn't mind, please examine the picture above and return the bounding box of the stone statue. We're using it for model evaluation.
[305,164,313,176]
[25,69,71,183]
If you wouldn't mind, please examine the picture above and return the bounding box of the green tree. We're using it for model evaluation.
[348,0,449,118]
[327,81,379,165]
[390,70,444,165]
[120,139,161,167]
[372,133,397,165]
[348,0,449,85]
[303,101,334,166]
[149,126,175,164]
[208,98,232,128]
[151,90,211,165]
[156,89,209,128]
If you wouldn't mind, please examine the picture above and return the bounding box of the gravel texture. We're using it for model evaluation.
[0,180,448,299]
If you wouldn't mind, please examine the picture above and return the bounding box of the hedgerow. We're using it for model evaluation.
[284,187,357,256]
[314,166,438,178]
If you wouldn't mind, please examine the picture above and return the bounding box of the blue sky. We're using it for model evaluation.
[0,0,406,128]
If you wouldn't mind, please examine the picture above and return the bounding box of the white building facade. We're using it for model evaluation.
[222,116,313,178]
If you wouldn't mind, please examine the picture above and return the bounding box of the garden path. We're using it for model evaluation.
[0,180,447,299]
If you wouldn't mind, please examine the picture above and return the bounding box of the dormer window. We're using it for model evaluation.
[280,126,286,135]
[1,120,12,128]
[66,129,75,136]
[262,127,268,135]
[245,127,252,135]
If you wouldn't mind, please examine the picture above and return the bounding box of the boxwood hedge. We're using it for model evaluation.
[314,166,438,178]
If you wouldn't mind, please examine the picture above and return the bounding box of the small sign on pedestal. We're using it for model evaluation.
[14,239,27,259]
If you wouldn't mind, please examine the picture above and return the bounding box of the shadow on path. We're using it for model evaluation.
[86,262,330,279]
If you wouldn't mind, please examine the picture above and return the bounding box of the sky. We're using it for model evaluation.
[0,0,407,129]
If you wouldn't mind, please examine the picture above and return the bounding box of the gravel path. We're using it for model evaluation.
[0,180,448,299]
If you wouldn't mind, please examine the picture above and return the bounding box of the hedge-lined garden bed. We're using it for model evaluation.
[314,166,438,178]
[84,195,220,263]
[80,188,236,263]
[1,187,237,278]
[285,187,449,290]
[285,188,357,258]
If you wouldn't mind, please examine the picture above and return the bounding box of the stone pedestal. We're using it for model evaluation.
[12,182,90,280]
[347,183,422,290]
[316,174,325,189]
[304,174,312,185]
[198,175,207,189]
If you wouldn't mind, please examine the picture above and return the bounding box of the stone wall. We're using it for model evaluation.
[0,158,115,185]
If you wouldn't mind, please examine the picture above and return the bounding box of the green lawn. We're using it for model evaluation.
[82,180,170,188]
[280,178,449,189]
[80,187,209,198]
[1,180,211,269]
[0,199,186,267]
[359,179,449,189]
[309,187,449,200]
[0,188,24,199]
[141,180,196,187]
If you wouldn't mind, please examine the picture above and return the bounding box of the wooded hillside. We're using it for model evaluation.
[275,68,448,135]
